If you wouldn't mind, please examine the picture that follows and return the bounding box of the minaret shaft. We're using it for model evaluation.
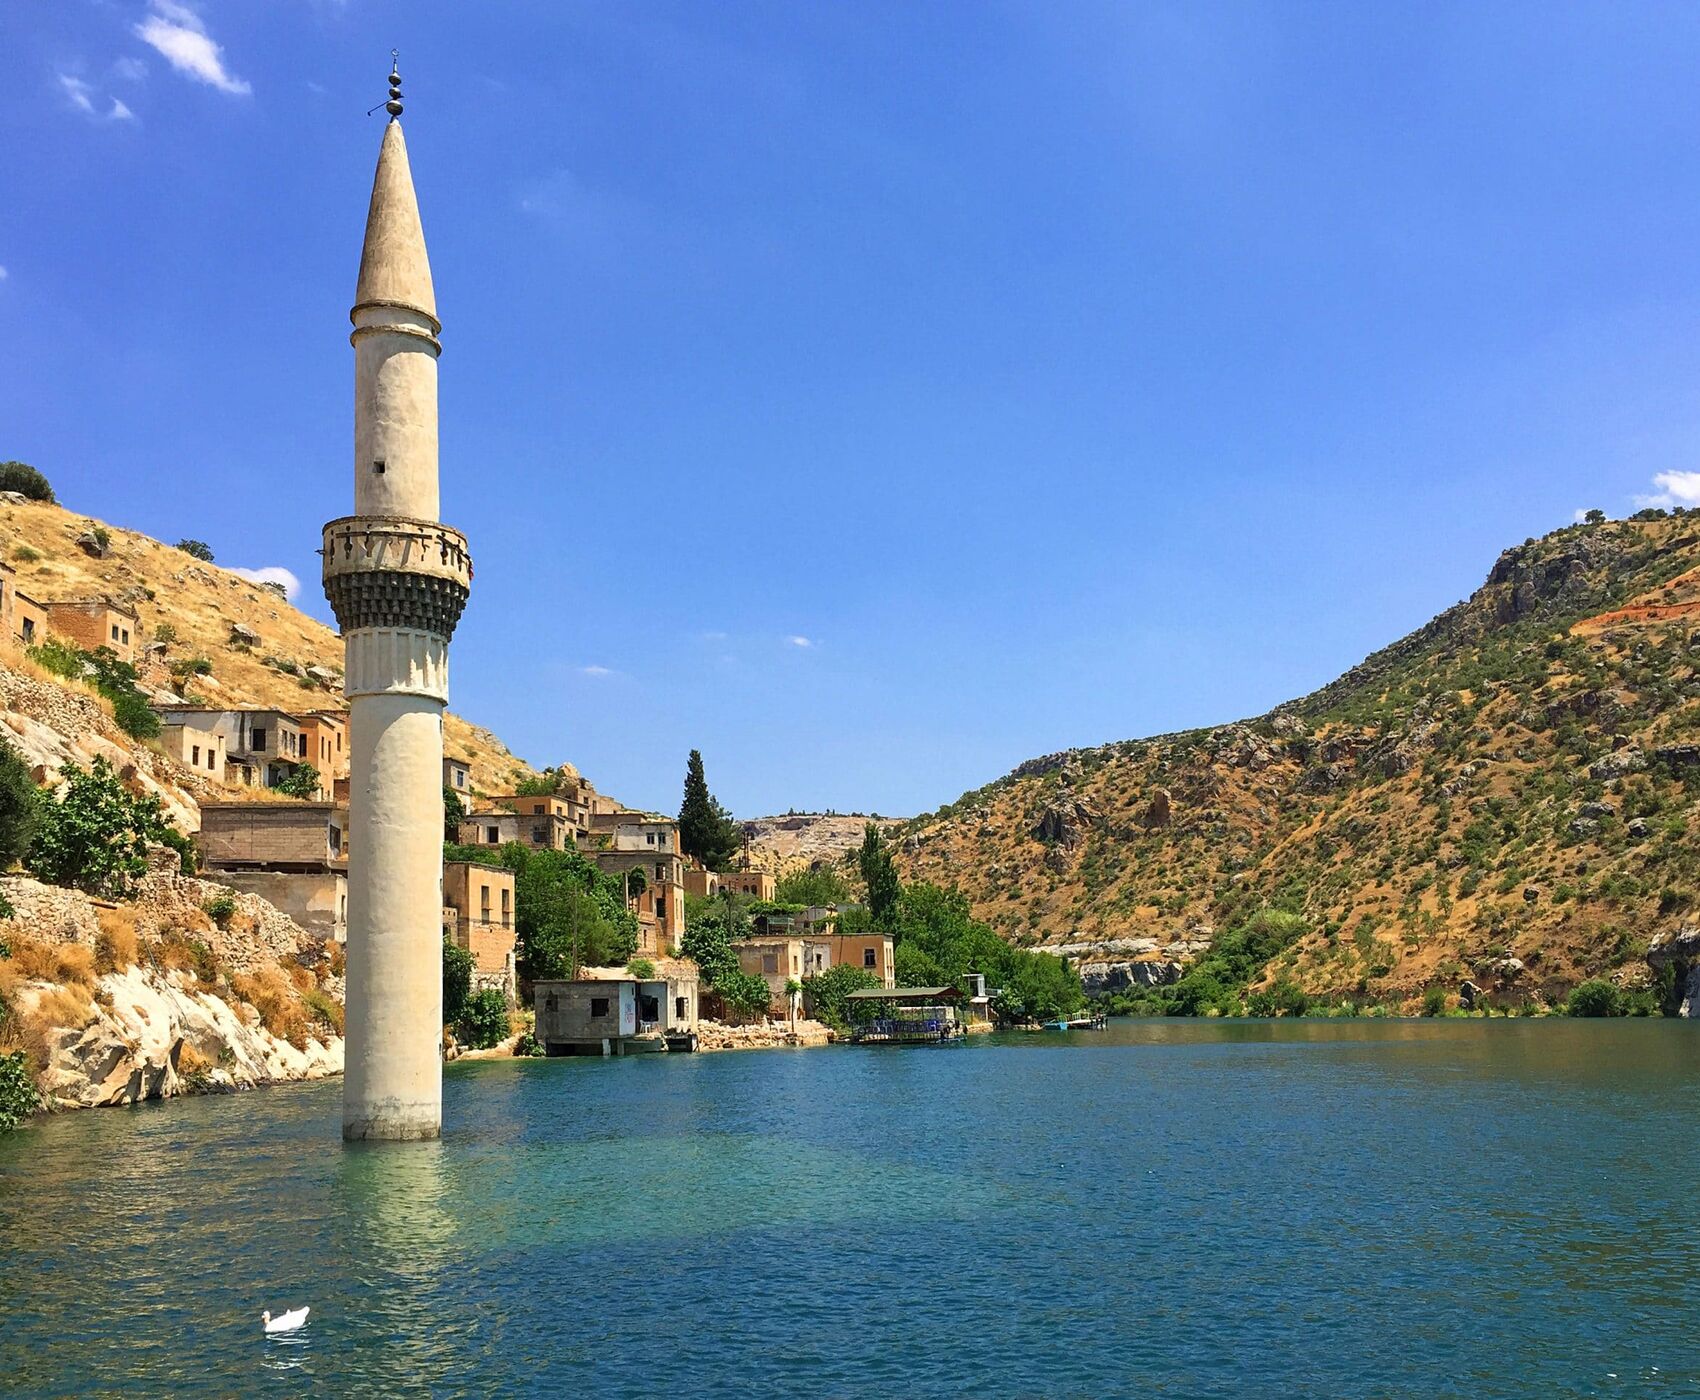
[326,96,469,1143]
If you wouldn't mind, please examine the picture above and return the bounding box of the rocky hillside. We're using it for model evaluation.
[743,812,905,876]
[0,498,534,794]
[899,513,1700,1009]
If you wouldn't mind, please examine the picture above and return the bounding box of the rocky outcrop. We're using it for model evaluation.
[1032,793,1098,848]
[23,965,341,1109]
[1646,926,1700,1017]
[1079,959,1183,994]
[695,1018,833,1051]
[1140,788,1172,829]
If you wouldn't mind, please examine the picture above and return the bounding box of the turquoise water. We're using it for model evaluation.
[1,1020,1697,1397]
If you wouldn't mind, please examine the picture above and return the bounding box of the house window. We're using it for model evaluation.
[191,744,201,765]
[590,997,610,1018]
[864,948,877,968]
[328,824,343,855]
[486,826,499,843]
[675,996,687,1018]
[655,895,666,920]
[208,750,217,771]
[762,952,778,974]
[545,994,558,1014]
[531,825,547,845]
[479,887,490,921]
[501,888,511,927]
[20,619,33,642]
[111,625,120,641]
[252,728,267,751]
[455,770,465,787]
[121,629,129,645]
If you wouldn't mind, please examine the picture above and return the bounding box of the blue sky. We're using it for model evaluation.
[7,2,1700,819]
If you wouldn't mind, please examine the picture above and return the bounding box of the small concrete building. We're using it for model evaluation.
[160,721,226,779]
[534,966,699,1056]
[197,801,350,943]
[682,861,719,899]
[588,848,685,956]
[154,708,315,790]
[42,598,139,662]
[299,711,350,788]
[462,797,576,853]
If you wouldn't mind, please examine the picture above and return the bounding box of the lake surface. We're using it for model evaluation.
[2,1020,1697,1398]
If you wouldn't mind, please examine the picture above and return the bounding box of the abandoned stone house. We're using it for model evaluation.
[298,711,349,789]
[533,965,699,1055]
[196,800,350,943]
[442,859,517,1002]
[443,755,471,798]
[458,800,576,854]
[41,598,139,664]
[159,720,226,779]
[734,923,896,1017]
[718,869,777,901]
[154,707,317,790]
[588,847,685,956]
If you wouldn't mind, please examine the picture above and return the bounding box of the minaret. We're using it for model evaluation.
[323,61,470,1141]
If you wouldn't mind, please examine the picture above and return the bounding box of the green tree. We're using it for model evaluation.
[443,938,473,1026]
[678,749,741,871]
[0,738,39,869]
[31,757,173,898]
[800,963,881,1031]
[503,845,638,980]
[0,461,55,503]
[443,785,466,841]
[0,1051,40,1131]
[176,539,215,562]
[775,865,851,906]
[274,764,321,800]
[457,988,509,1049]
[1582,509,1606,526]
[858,823,900,928]
[682,892,770,1019]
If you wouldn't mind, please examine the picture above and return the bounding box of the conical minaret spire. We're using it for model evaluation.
[324,62,471,1143]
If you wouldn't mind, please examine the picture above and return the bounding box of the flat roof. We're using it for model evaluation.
[845,986,964,1002]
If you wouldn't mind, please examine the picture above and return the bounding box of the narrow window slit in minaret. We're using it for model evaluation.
[373,459,386,475]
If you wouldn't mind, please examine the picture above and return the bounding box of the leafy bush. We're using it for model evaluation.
[11,546,38,563]
[32,757,173,899]
[176,539,214,562]
[1421,987,1447,1017]
[442,939,473,1027]
[1566,979,1623,1017]
[801,964,881,1030]
[775,866,851,906]
[153,623,178,645]
[274,764,321,800]
[0,1050,39,1130]
[626,958,656,980]
[457,989,509,1049]
[203,893,238,925]
[0,738,38,870]
[0,461,55,503]
[32,642,159,741]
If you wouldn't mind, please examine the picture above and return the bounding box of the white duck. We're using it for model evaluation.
[262,1306,310,1334]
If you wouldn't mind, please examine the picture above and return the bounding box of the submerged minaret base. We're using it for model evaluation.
[326,67,470,1142]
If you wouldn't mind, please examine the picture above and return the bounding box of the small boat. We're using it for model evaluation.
[262,1306,310,1334]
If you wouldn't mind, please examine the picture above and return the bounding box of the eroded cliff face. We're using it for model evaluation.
[23,965,341,1109]
[0,872,344,1114]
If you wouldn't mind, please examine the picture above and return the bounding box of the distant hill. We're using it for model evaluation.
[898,513,1700,1008]
[0,497,536,796]
[743,812,905,876]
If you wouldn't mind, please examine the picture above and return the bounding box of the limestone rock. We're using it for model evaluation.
[1653,744,1700,769]
[1140,788,1172,830]
[1032,794,1098,848]
[1646,926,1700,1017]
[75,529,110,559]
[1588,749,1645,781]
[229,622,260,647]
[1078,959,1183,994]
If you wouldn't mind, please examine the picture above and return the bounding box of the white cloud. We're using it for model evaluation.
[1633,470,1700,510]
[135,3,250,96]
[0,266,9,282]
[784,635,814,649]
[578,664,614,678]
[229,565,301,598]
[58,73,137,121]
[113,56,148,82]
[58,74,96,113]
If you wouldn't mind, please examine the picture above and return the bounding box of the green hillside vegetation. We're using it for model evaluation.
[898,511,1700,1013]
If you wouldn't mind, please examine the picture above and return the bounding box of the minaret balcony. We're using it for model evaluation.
[321,515,471,641]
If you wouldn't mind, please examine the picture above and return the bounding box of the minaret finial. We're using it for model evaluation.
[385,50,403,120]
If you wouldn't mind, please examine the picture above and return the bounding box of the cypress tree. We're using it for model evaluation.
[678,750,741,871]
[858,822,900,930]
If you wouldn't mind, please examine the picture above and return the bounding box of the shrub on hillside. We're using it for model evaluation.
[0,1050,39,1130]
[0,738,38,871]
[1566,979,1623,1018]
[443,938,473,1027]
[0,462,55,503]
[457,988,509,1049]
[176,539,214,562]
